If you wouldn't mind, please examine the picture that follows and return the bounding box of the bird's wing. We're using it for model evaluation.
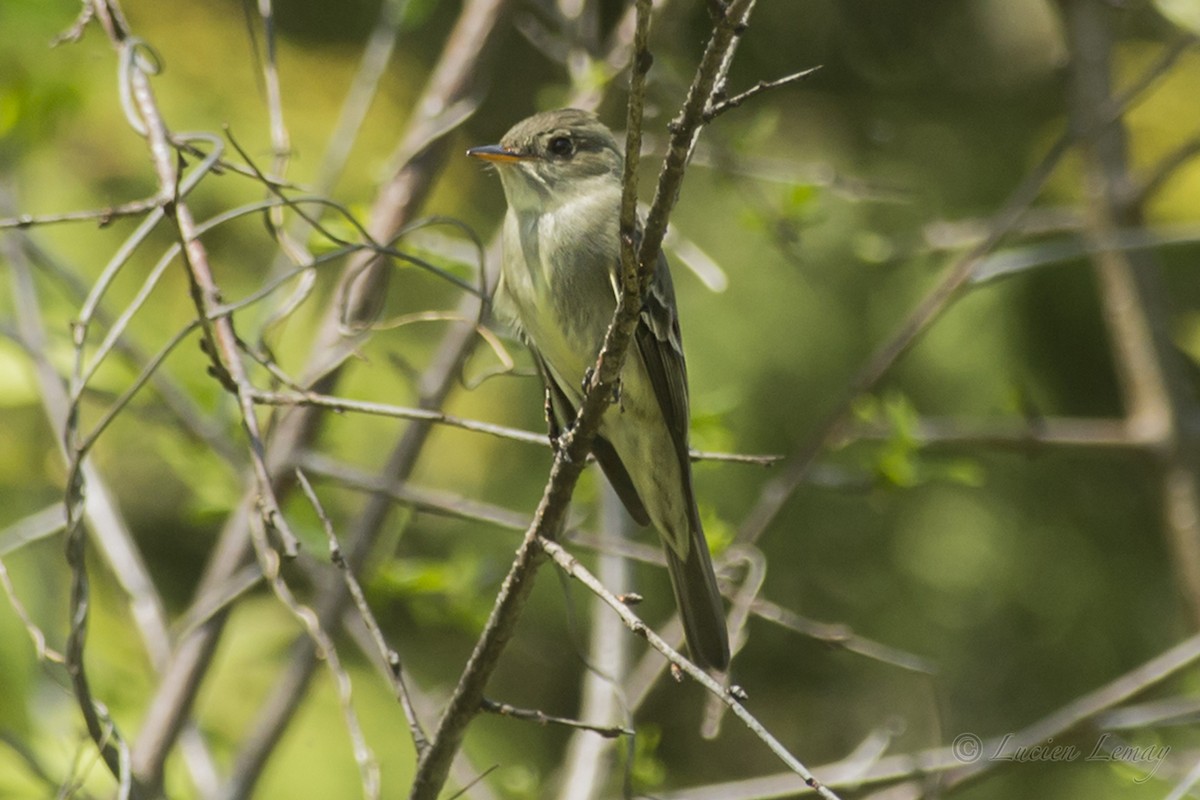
[632,250,702,541]
[634,250,693,471]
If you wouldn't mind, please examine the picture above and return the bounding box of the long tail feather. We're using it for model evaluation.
[664,525,730,671]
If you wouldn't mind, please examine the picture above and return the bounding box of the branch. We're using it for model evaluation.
[750,597,936,675]
[703,66,821,122]
[295,468,429,755]
[0,195,162,229]
[852,415,1147,452]
[539,537,840,799]
[254,386,783,463]
[479,698,634,739]
[249,388,549,446]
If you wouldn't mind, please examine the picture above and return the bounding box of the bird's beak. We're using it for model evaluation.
[467,144,526,163]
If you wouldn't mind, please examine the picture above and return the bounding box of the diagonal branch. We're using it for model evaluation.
[539,537,840,799]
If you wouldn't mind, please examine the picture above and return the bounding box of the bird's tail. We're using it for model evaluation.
[664,522,730,671]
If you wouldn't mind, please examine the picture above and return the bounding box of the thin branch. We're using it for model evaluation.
[539,536,840,799]
[1137,133,1200,203]
[18,234,241,467]
[299,453,534,531]
[0,195,162,229]
[751,597,937,675]
[253,0,291,175]
[941,629,1200,791]
[222,129,485,299]
[703,66,821,121]
[852,415,1146,452]
[701,546,766,738]
[51,1,95,46]
[638,0,758,269]
[250,388,549,447]
[0,503,66,558]
[229,516,382,800]
[479,698,634,739]
[295,468,429,756]
[338,613,506,800]
[970,223,1200,285]
[251,388,782,464]
[0,554,66,664]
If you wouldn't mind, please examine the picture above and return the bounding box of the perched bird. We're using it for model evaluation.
[468,108,730,670]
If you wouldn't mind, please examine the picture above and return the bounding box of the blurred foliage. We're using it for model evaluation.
[2,0,1200,798]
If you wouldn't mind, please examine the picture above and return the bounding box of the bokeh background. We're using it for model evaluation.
[2,0,1200,797]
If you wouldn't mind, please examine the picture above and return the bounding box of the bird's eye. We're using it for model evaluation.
[547,135,575,158]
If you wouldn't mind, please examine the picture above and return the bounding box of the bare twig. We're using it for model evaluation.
[295,468,429,755]
[751,598,936,675]
[539,536,839,799]
[250,388,549,446]
[704,66,821,121]
[0,554,65,664]
[299,453,534,532]
[51,1,95,46]
[479,698,634,739]
[941,629,1200,790]
[253,0,291,176]
[638,0,758,267]
[852,415,1143,452]
[251,381,782,464]
[0,195,162,229]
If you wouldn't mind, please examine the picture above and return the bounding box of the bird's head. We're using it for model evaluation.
[468,108,624,214]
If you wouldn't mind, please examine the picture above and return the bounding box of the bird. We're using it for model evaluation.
[468,108,730,670]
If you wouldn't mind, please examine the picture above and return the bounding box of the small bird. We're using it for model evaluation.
[468,108,730,670]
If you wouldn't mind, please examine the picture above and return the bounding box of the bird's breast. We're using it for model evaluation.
[501,203,619,391]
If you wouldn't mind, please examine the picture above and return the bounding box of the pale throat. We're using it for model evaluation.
[501,166,620,221]
[537,176,620,243]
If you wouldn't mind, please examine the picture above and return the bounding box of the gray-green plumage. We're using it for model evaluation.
[468,108,730,670]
